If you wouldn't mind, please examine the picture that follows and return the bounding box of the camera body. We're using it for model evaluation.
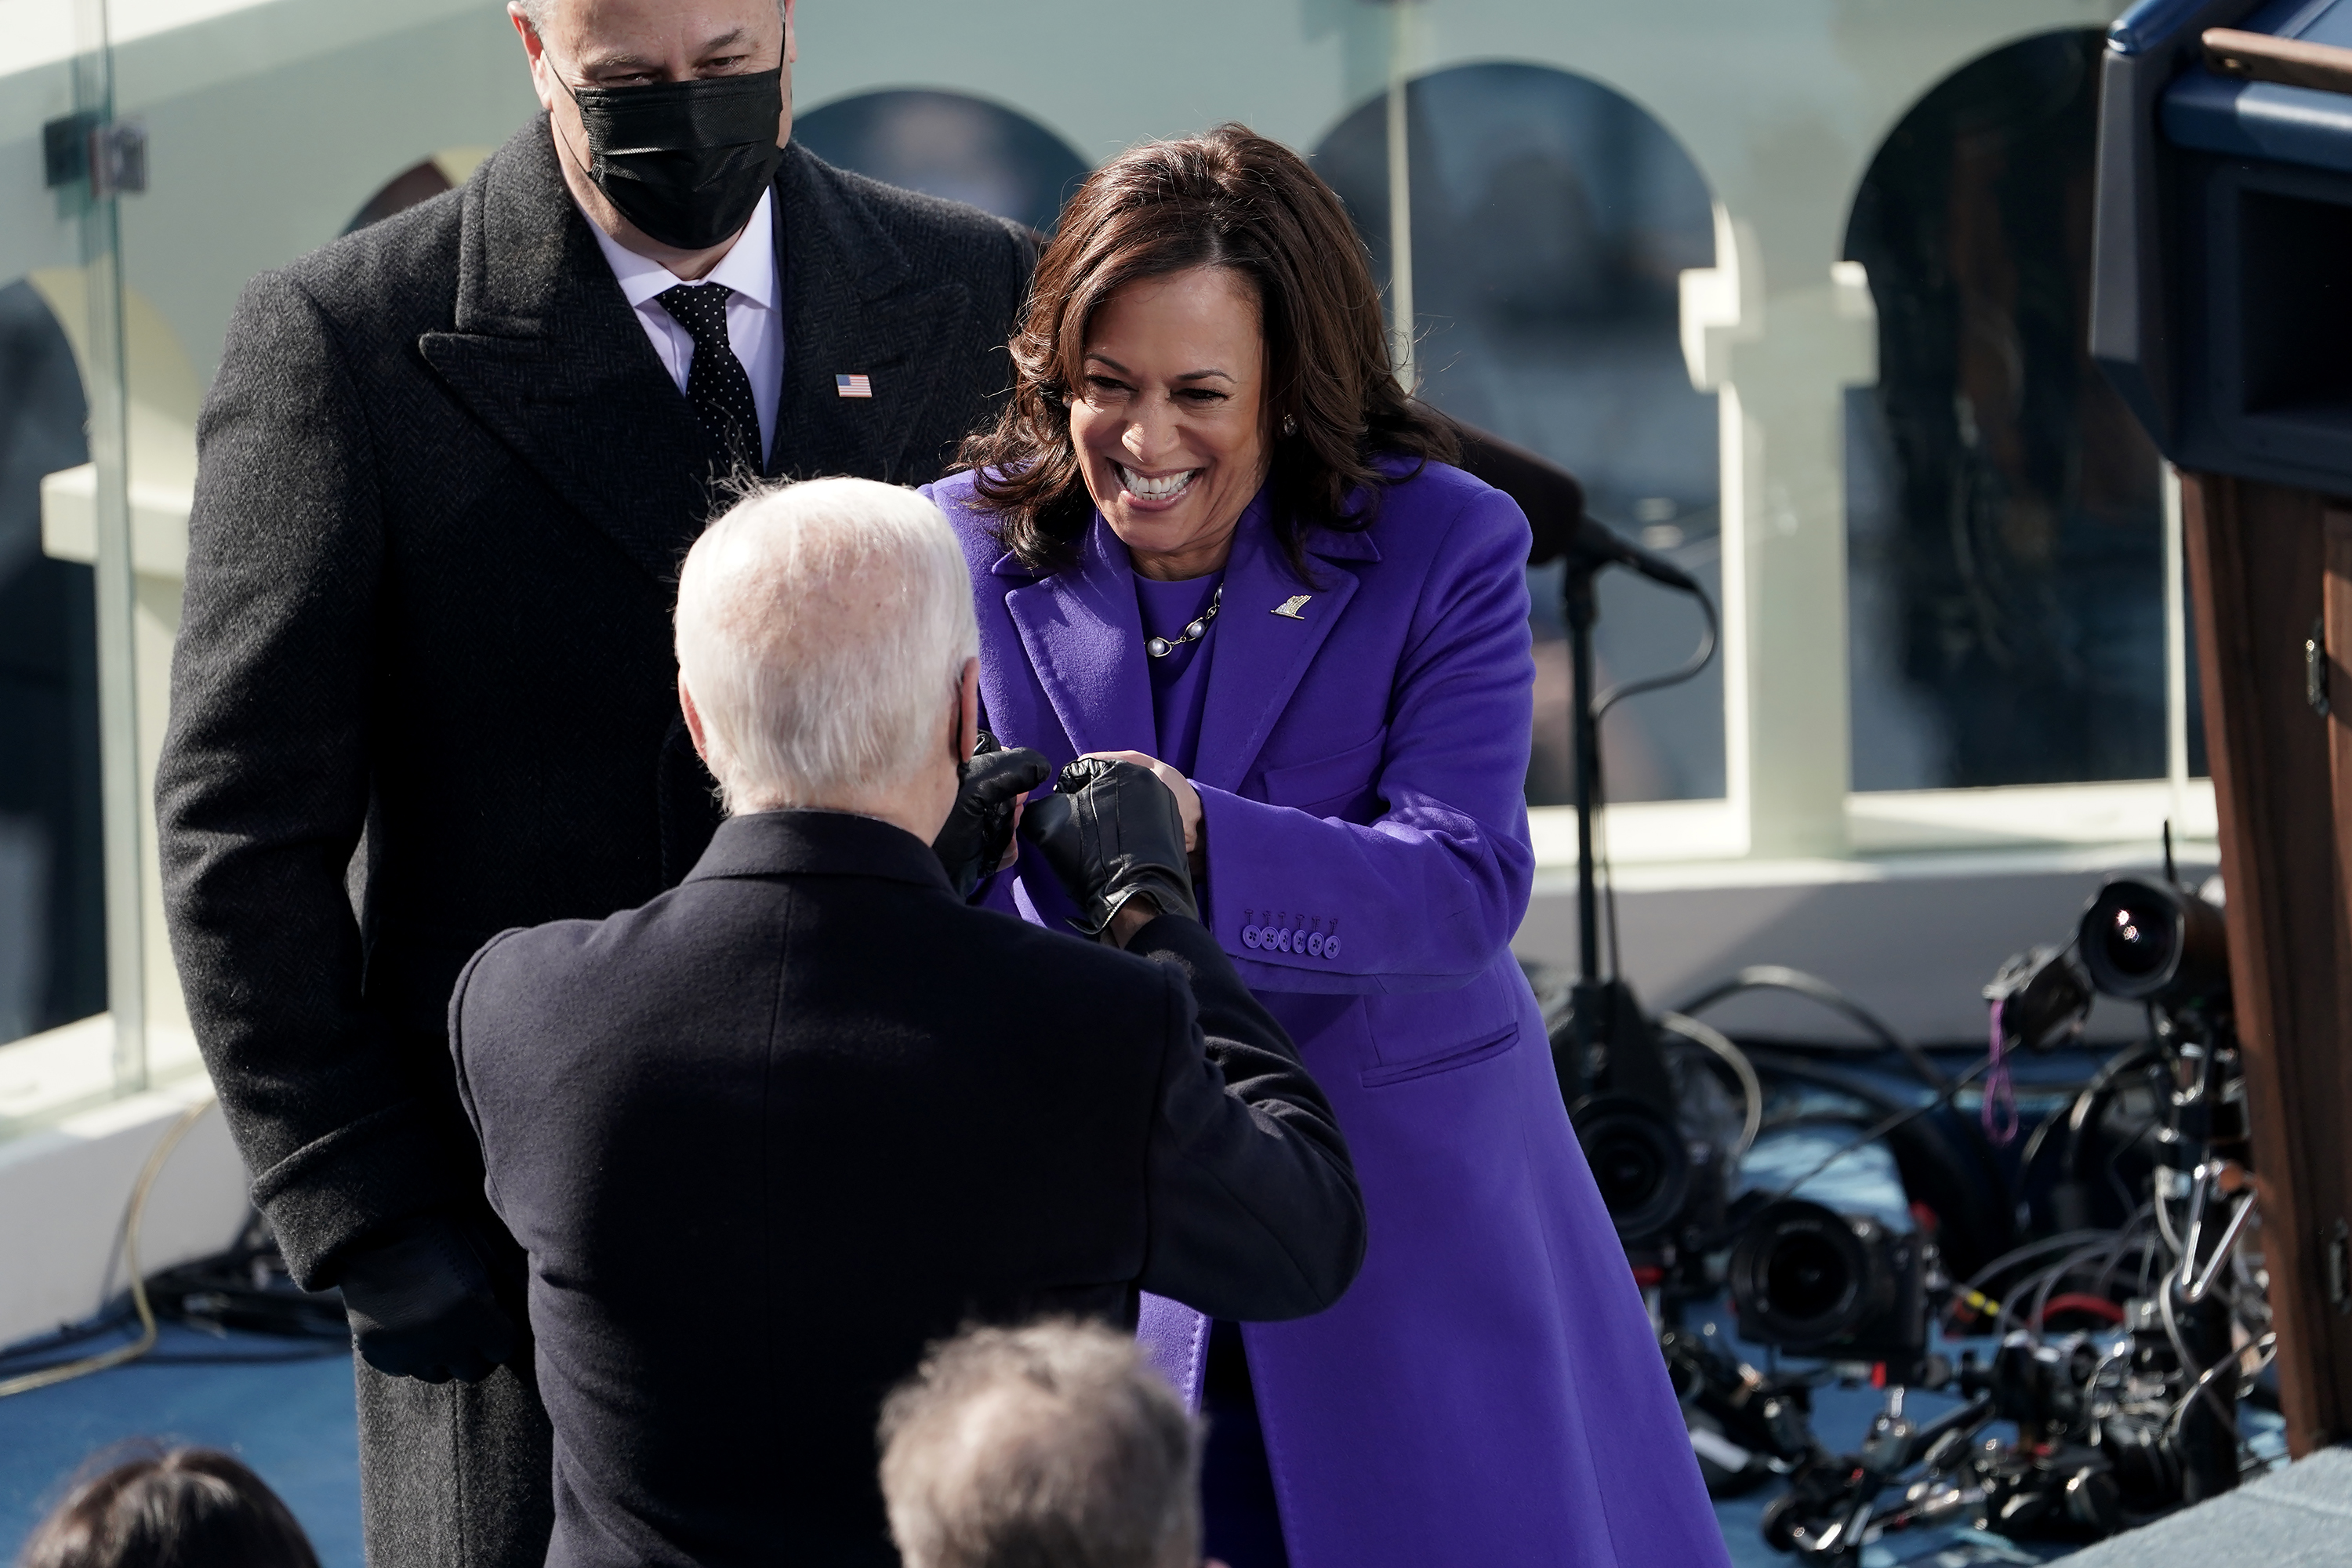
[1728,1199,1933,1373]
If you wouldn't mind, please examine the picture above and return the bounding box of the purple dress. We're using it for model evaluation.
[927,463,1727,1567]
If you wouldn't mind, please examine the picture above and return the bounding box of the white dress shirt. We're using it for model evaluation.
[583,189,783,463]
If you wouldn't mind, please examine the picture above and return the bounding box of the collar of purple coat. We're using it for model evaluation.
[989,481,1382,792]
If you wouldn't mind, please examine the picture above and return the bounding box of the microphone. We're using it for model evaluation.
[1565,514,1700,593]
[1452,423,1700,594]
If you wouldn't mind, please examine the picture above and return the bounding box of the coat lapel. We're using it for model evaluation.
[416,117,720,583]
[1193,507,1375,792]
[769,143,973,484]
[1003,520,1157,759]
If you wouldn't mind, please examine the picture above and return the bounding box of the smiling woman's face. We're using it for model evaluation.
[1069,266,1270,582]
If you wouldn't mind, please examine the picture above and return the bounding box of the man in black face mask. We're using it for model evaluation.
[154,2,1037,1565]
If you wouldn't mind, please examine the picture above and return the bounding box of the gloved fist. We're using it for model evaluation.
[337,1211,519,1385]
[1018,756,1200,937]
[932,731,1051,898]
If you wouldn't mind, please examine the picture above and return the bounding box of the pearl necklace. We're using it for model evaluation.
[1145,586,1223,659]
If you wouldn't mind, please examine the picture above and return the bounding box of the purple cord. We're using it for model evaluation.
[1983,996,2020,1147]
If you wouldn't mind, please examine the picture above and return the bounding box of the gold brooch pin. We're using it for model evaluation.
[1272,595,1312,620]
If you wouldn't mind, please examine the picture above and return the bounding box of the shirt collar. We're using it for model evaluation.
[583,187,779,314]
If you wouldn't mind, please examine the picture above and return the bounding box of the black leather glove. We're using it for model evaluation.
[337,1210,518,1385]
[1018,756,1200,935]
[932,731,1051,898]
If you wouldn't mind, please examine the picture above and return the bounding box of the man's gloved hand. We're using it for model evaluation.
[337,1211,519,1385]
[1018,756,1200,936]
[933,731,1051,898]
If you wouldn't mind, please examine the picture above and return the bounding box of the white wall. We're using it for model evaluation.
[0,1043,247,1349]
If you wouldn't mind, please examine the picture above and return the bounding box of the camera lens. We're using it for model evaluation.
[1764,1230,1850,1323]
[2077,877,2229,1002]
[1571,1093,1691,1246]
[2099,902,2176,984]
[1729,1200,1876,1348]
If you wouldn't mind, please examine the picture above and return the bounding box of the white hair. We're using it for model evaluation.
[675,477,977,816]
[878,1320,1202,1568]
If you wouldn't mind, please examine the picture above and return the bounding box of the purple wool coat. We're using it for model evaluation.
[924,460,1727,1567]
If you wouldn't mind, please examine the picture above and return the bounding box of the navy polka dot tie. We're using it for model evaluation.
[656,282,760,470]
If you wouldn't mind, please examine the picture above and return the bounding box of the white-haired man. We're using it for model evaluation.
[447,480,1365,1568]
[880,1320,1226,1568]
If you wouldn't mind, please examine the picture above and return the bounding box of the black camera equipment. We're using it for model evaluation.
[1660,1319,1828,1495]
[2077,875,2230,1004]
[1729,1199,1933,1375]
[1477,426,1722,1256]
[1737,865,2272,1560]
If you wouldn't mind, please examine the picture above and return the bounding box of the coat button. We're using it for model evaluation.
[1323,935,1341,959]
[1307,932,1325,957]
[1243,926,1261,949]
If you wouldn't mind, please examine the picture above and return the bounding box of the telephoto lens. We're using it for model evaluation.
[2075,877,2229,1003]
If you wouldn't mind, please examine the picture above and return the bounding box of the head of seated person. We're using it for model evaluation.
[675,476,978,842]
[879,1319,1225,1568]
[21,1444,319,1568]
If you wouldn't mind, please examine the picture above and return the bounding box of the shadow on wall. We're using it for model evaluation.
[1845,27,2203,792]
[1315,64,1725,806]
[0,280,102,1047]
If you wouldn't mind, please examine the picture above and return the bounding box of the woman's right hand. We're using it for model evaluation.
[1019,757,1199,936]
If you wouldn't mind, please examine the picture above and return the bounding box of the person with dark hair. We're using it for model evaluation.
[19,1446,318,1568]
[878,1321,1220,1568]
[930,125,1727,1566]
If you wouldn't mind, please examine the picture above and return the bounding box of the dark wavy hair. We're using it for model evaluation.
[960,123,1458,578]
[20,1445,320,1568]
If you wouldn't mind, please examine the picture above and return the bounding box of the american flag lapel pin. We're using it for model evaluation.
[835,373,873,399]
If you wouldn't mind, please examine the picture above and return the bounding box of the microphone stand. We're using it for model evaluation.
[1559,546,1668,1110]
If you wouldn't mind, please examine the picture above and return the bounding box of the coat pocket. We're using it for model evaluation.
[1260,728,1386,819]
[1363,961,1522,1076]
[1359,1026,1517,1087]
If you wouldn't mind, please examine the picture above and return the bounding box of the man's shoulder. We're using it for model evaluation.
[937,901,1190,1046]
[259,183,466,335]
[791,144,1033,281]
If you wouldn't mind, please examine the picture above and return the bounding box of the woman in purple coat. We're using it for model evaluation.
[922,125,1726,1567]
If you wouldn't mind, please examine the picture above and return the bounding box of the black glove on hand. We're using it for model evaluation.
[932,731,1051,898]
[1018,756,1200,935]
[338,1210,518,1385]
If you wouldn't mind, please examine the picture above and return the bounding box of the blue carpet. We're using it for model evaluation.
[0,1314,2040,1568]
[0,1323,360,1567]
[0,1315,2277,1566]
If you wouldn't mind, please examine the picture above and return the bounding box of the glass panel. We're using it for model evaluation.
[795,89,1090,235]
[1845,28,2198,790]
[1314,63,1724,804]
[0,0,142,1112]
[0,278,102,1049]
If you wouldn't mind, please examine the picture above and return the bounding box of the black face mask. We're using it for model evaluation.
[563,66,785,251]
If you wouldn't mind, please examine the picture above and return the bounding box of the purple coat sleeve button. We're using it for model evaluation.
[1243,926,1261,949]
[1307,932,1325,957]
[1323,935,1341,959]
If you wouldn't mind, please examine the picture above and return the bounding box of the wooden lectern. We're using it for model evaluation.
[2096,0,2352,1452]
